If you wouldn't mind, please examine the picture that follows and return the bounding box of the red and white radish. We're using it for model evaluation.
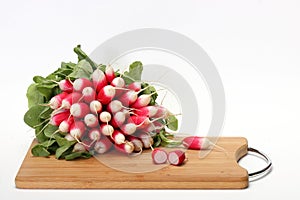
[127,82,141,92]
[130,94,152,109]
[58,116,74,133]
[97,85,116,105]
[73,78,93,92]
[82,87,96,103]
[48,92,69,109]
[49,110,70,126]
[70,103,90,118]
[182,136,223,151]
[60,92,82,109]
[91,68,107,92]
[64,134,75,141]
[89,100,102,114]
[154,106,169,118]
[88,128,101,141]
[70,121,86,139]
[99,111,111,123]
[111,77,126,97]
[167,150,186,166]
[94,136,113,154]
[134,106,158,118]
[110,111,126,128]
[120,123,137,135]
[152,148,168,164]
[111,130,126,145]
[115,141,134,154]
[129,115,151,129]
[106,100,123,113]
[73,143,86,152]
[119,90,138,106]
[100,124,114,136]
[105,65,115,83]
[58,79,73,93]
[84,114,99,128]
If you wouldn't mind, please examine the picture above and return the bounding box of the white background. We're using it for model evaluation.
[1,0,299,199]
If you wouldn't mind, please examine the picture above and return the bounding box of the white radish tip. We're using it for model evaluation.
[104,85,116,96]
[73,79,83,91]
[70,104,81,117]
[101,125,114,136]
[82,87,94,95]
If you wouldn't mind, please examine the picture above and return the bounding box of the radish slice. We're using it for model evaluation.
[168,150,186,166]
[152,148,168,164]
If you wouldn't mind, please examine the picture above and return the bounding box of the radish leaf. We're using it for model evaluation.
[24,105,45,128]
[26,84,45,108]
[31,145,50,157]
[166,115,178,131]
[65,151,92,160]
[123,61,143,84]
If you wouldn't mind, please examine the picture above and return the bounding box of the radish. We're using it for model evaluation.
[130,94,152,109]
[100,124,114,136]
[88,128,101,141]
[154,106,169,118]
[134,106,158,118]
[168,150,186,166]
[82,87,96,103]
[110,111,126,128]
[115,141,134,154]
[182,136,224,151]
[127,135,143,152]
[97,85,116,105]
[70,103,90,118]
[70,121,86,139]
[119,90,138,106]
[105,65,115,83]
[111,130,126,144]
[58,79,73,93]
[129,115,151,129]
[73,143,86,152]
[99,111,111,123]
[106,100,123,113]
[73,78,93,92]
[49,110,70,126]
[60,92,82,109]
[152,148,168,164]
[64,134,75,141]
[91,68,107,92]
[138,133,154,149]
[59,116,74,133]
[48,92,69,109]
[84,114,99,128]
[111,77,126,97]
[89,100,102,114]
[127,82,141,92]
[94,136,113,154]
[120,123,137,135]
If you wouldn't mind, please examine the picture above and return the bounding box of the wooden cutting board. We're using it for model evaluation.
[15,137,249,189]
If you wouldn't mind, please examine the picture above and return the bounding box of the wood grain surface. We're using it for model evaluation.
[15,137,249,189]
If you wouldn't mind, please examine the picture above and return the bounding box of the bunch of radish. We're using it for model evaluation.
[47,66,173,155]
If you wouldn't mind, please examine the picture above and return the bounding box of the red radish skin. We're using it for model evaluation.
[58,79,73,93]
[152,148,168,164]
[73,78,93,92]
[115,142,134,154]
[99,111,111,123]
[70,103,90,118]
[130,94,152,109]
[134,106,158,118]
[126,135,143,152]
[119,90,138,106]
[84,114,99,128]
[168,150,186,166]
[82,87,96,103]
[100,124,114,136]
[127,82,141,92]
[182,136,213,150]
[110,111,126,128]
[89,100,102,114]
[49,92,69,109]
[61,92,83,109]
[111,130,126,144]
[94,137,113,154]
[70,121,86,139]
[105,65,115,83]
[97,85,116,105]
[58,116,74,133]
[129,115,151,129]
[49,110,70,126]
[92,69,107,92]
[154,106,169,118]
[120,123,137,135]
[88,128,101,141]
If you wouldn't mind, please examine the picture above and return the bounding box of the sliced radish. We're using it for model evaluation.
[152,148,168,164]
[168,150,186,166]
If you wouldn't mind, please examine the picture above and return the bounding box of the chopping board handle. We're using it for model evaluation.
[246,147,272,178]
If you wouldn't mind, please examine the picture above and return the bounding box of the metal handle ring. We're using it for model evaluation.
[247,147,272,177]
